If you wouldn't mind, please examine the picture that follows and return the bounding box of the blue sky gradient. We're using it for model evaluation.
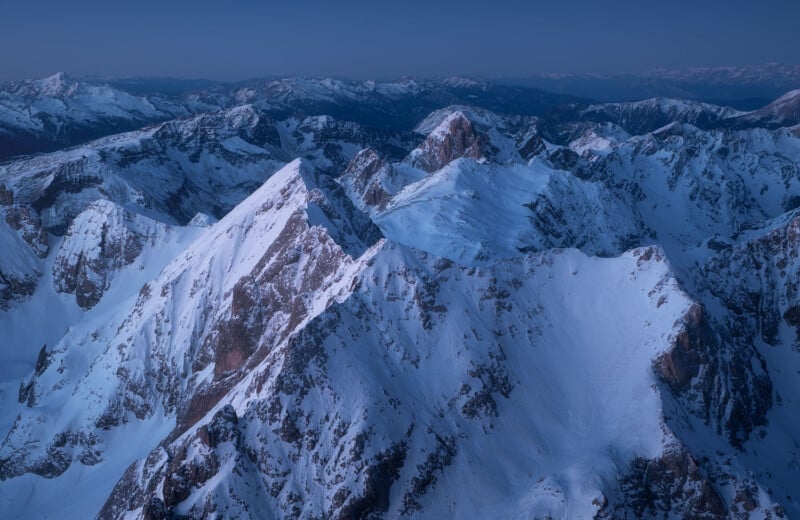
[2,0,798,81]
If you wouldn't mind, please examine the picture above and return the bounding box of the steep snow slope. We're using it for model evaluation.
[375,159,549,263]
[0,221,204,520]
[337,104,800,517]
[732,89,800,128]
[342,108,649,263]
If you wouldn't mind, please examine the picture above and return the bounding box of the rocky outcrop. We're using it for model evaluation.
[0,270,38,312]
[0,160,379,487]
[337,148,393,210]
[286,115,418,176]
[5,85,800,519]
[52,200,170,309]
[615,445,726,519]
[4,205,49,258]
[655,303,713,392]
[408,111,491,172]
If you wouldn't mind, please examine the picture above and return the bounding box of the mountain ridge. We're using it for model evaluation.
[0,75,799,518]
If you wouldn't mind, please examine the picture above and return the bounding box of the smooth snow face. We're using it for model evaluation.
[372,155,646,264]
[332,245,691,519]
[375,159,550,264]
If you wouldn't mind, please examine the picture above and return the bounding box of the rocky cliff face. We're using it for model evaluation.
[407,111,491,172]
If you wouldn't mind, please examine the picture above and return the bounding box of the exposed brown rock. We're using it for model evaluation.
[340,148,393,210]
[617,446,726,519]
[411,112,489,172]
[162,445,220,508]
[655,303,710,391]
[519,133,545,159]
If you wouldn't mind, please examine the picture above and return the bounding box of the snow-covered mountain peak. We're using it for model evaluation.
[97,238,734,519]
[4,71,76,98]
[574,97,743,135]
[767,88,800,106]
[406,109,522,172]
[412,105,524,135]
[0,158,382,512]
[37,72,72,97]
[441,76,483,89]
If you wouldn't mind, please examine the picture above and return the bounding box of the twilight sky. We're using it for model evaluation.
[1,0,798,81]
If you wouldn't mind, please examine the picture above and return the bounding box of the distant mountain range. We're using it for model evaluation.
[503,63,800,109]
